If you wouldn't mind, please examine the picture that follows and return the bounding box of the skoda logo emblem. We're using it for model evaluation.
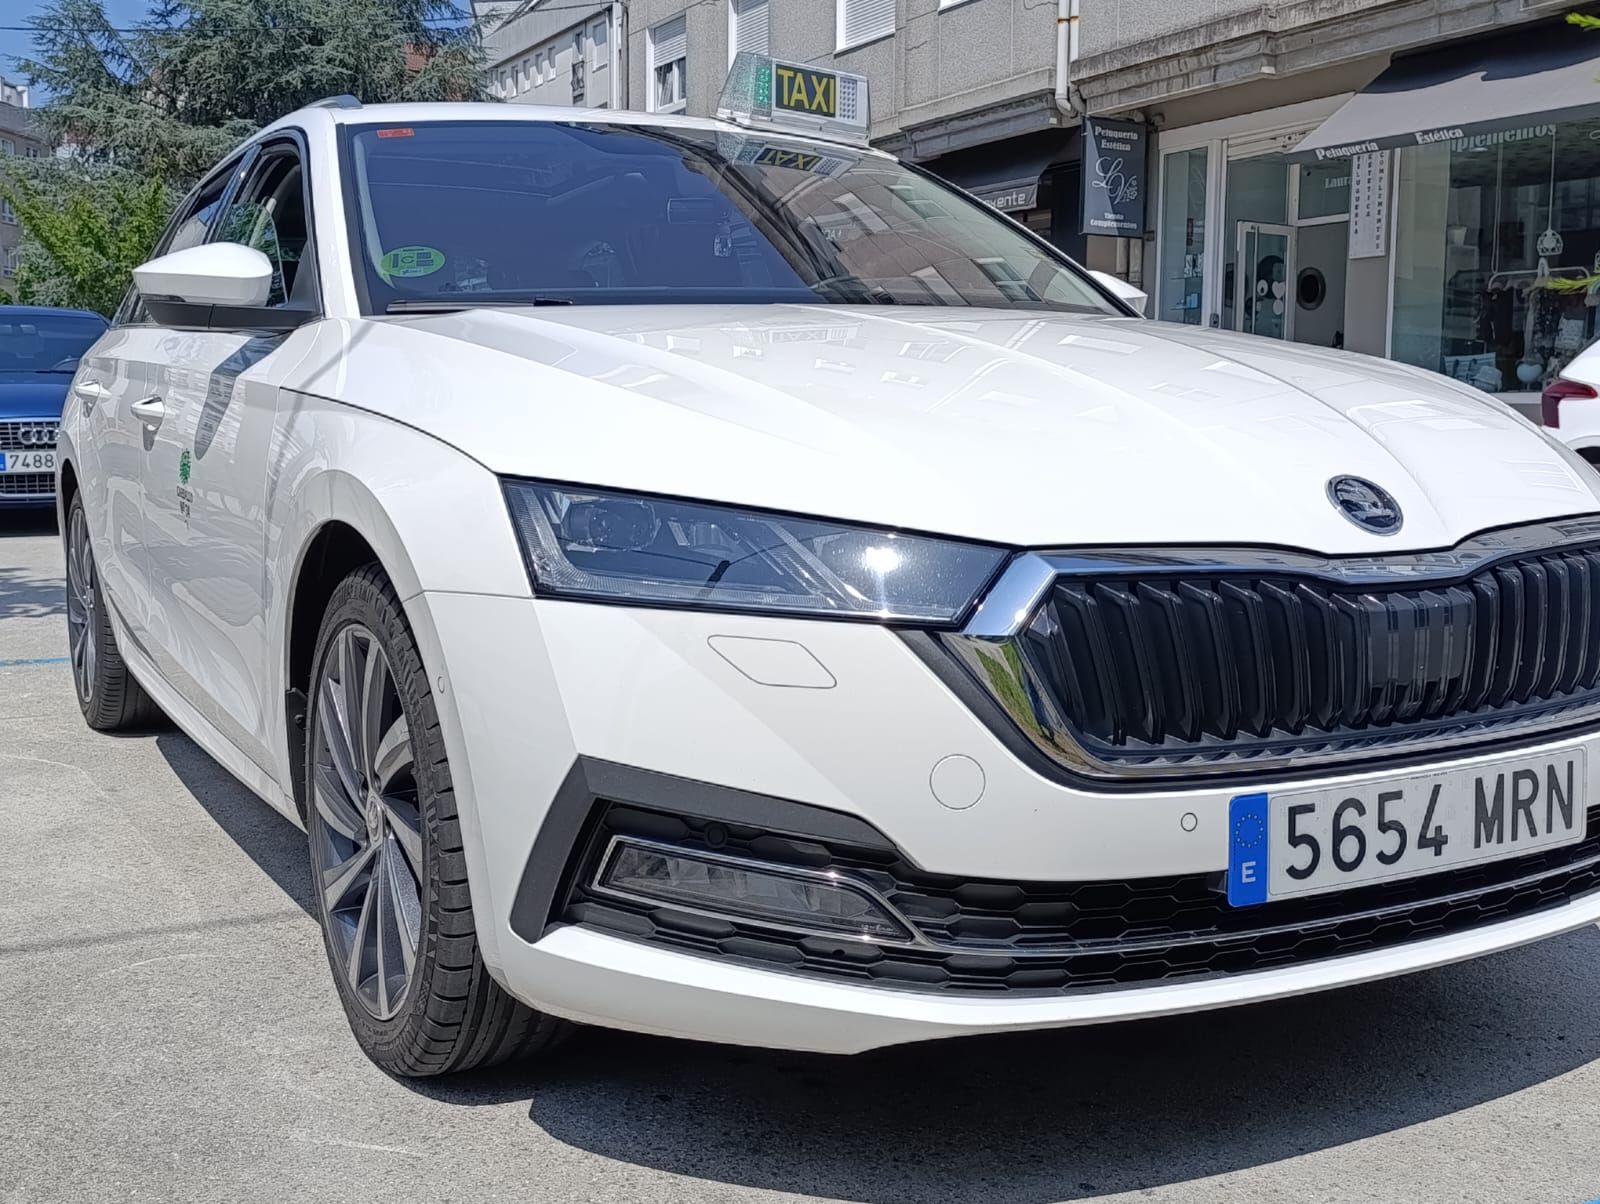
[1327,476,1403,535]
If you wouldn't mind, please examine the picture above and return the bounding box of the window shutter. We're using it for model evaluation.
[841,0,894,47]
[732,0,770,56]
[651,15,687,65]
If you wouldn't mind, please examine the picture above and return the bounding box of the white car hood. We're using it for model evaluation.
[298,305,1600,551]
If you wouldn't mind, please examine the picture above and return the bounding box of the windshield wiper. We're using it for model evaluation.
[386,296,576,314]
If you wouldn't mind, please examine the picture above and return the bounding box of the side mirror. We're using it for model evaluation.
[134,242,274,307]
[1088,269,1149,315]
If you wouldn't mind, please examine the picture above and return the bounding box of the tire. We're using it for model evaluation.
[305,564,565,1076]
[65,492,163,731]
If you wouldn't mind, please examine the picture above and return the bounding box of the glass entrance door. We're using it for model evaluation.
[1235,222,1295,340]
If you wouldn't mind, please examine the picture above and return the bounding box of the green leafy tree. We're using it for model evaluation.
[19,0,485,187]
[0,160,172,313]
[1,0,485,312]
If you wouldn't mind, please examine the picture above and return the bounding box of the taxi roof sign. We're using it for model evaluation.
[717,52,870,146]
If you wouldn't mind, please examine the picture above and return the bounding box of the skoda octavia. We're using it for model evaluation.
[57,69,1600,1076]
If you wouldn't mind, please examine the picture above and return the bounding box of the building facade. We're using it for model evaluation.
[476,0,621,110]
[1073,0,1600,410]
[0,77,43,291]
[620,0,1112,267]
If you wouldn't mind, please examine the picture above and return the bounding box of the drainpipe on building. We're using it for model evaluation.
[615,2,628,110]
[1054,0,1079,121]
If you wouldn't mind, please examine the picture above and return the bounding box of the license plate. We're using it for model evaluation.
[1,450,55,474]
[1227,747,1587,906]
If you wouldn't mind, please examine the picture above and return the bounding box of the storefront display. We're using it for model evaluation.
[1391,120,1600,394]
[1157,147,1208,324]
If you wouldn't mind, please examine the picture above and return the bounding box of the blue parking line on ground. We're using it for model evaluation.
[0,656,69,668]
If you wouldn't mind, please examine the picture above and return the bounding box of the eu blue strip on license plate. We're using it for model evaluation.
[1228,792,1270,906]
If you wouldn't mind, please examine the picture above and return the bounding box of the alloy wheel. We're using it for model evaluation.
[311,623,425,1021]
[65,505,97,703]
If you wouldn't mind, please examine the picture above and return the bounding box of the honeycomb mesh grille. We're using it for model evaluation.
[560,802,1600,994]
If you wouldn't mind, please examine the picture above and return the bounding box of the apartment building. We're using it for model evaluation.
[1074,0,1600,408]
[0,77,44,290]
[623,0,1101,264]
[477,0,621,109]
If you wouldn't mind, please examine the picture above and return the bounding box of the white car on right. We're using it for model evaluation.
[1543,343,1600,465]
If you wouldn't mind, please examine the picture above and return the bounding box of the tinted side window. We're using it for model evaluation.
[167,169,236,254]
[213,146,311,308]
[115,158,241,326]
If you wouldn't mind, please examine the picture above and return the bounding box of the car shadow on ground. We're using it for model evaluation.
[150,721,1600,1203]
[426,929,1600,1202]
[0,510,64,622]
[155,732,314,917]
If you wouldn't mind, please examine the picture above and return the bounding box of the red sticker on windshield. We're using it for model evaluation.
[376,127,415,139]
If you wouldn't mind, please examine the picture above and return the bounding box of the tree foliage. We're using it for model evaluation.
[0,161,173,314]
[1,0,485,312]
[19,0,485,187]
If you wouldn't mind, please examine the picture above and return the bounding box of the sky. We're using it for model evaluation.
[0,0,151,94]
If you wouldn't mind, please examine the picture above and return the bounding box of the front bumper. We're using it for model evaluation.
[503,894,1600,1053]
[412,589,1600,1052]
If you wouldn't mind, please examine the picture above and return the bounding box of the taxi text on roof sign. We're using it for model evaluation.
[773,64,838,118]
[717,52,870,147]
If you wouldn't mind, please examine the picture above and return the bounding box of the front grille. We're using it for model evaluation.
[561,802,1600,995]
[935,518,1600,778]
[0,472,54,497]
[0,420,58,452]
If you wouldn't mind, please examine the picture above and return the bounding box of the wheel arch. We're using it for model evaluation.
[55,433,81,532]
[280,470,427,820]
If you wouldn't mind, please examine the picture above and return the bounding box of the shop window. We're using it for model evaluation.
[1298,161,1350,221]
[1392,121,1600,395]
[1158,147,1208,325]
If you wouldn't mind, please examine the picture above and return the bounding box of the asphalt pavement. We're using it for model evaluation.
[5,509,1600,1204]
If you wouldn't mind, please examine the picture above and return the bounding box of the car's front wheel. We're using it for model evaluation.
[65,492,162,731]
[305,564,565,1075]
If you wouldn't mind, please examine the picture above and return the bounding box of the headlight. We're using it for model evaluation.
[502,480,1008,625]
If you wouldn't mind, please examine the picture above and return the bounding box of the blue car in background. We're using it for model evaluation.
[0,306,108,508]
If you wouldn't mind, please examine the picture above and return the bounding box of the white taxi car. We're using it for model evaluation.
[59,61,1600,1077]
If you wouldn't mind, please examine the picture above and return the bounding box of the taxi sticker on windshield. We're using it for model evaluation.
[379,246,446,280]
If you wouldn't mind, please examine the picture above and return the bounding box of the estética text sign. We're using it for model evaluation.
[1081,117,1147,237]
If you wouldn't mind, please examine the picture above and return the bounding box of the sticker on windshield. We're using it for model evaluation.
[379,246,446,280]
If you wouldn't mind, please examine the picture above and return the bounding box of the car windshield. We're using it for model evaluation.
[0,312,107,374]
[344,120,1120,315]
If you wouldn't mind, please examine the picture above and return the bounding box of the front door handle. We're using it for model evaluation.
[129,396,165,430]
[72,380,111,412]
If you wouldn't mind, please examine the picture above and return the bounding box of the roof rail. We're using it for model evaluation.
[308,94,362,110]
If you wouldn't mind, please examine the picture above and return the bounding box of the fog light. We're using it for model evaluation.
[596,839,913,943]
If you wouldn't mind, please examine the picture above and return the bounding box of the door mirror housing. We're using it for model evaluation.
[1088,270,1149,314]
[133,242,313,332]
[135,242,274,307]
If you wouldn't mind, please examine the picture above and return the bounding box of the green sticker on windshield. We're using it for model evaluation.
[379,245,446,280]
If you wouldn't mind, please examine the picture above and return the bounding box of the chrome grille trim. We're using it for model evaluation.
[0,419,60,452]
[938,515,1600,781]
